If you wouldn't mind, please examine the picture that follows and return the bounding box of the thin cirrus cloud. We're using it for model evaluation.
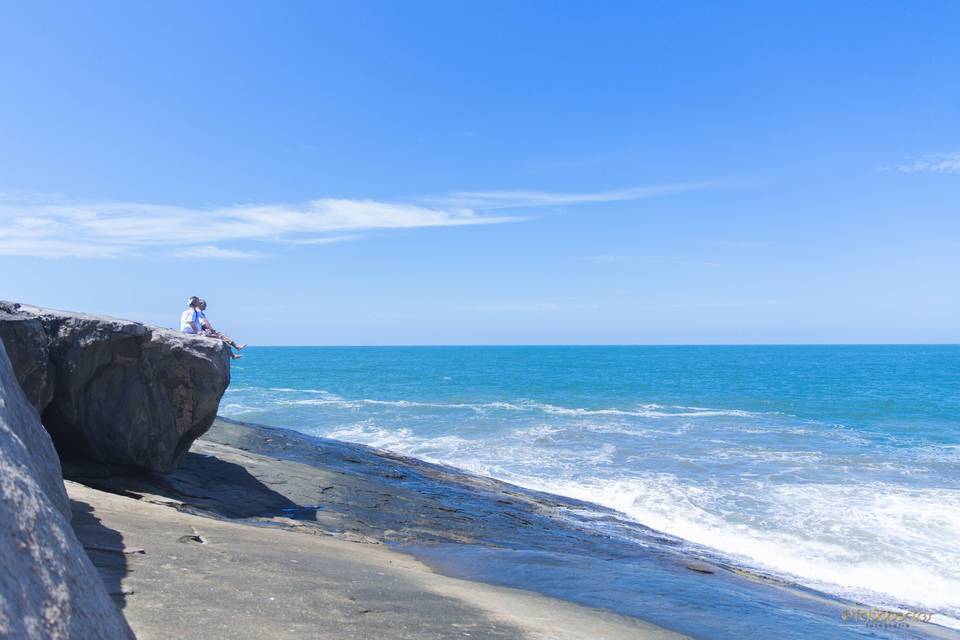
[172,245,262,260]
[0,182,712,259]
[0,198,521,259]
[428,181,714,209]
[894,151,960,174]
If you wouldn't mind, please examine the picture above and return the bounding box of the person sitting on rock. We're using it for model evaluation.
[197,298,246,358]
[179,296,203,334]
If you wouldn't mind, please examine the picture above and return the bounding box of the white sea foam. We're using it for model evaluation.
[311,417,960,625]
[493,473,960,623]
[227,386,769,419]
[219,402,262,414]
[325,421,415,445]
[512,424,563,439]
[515,400,764,418]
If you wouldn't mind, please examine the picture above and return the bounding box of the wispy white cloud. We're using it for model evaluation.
[173,245,261,260]
[0,182,713,259]
[894,151,960,174]
[427,182,715,210]
[0,197,523,259]
[276,234,363,246]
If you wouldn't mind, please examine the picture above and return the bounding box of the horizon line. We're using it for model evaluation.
[239,342,960,348]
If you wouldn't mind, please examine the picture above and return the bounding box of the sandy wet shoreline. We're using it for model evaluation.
[66,418,956,640]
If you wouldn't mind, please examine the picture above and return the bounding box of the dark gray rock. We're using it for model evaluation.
[0,339,135,639]
[0,302,231,473]
[0,301,53,410]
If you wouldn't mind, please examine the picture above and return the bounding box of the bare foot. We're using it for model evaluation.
[236,343,247,350]
[230,353,243,360]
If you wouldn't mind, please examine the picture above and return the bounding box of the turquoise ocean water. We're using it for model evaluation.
[221,346,960,633]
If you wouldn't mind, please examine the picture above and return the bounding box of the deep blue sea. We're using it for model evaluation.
[221,346,960,632]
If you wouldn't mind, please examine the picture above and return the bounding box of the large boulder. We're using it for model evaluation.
[0,302,231,473]
[0,339,135,639]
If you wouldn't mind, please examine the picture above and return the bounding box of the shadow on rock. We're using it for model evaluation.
[67,452,317,522]
[70,499,135,609]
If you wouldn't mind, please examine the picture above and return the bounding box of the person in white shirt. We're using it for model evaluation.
[179,297,203,334]
[179,296,245,358]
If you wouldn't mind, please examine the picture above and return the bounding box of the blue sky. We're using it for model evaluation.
[1,1,958,344]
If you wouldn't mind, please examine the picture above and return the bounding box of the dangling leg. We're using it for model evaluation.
[202,329,243,357]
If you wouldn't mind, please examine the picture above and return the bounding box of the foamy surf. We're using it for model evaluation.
[228,387,766,419]
[326,427,960,629]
